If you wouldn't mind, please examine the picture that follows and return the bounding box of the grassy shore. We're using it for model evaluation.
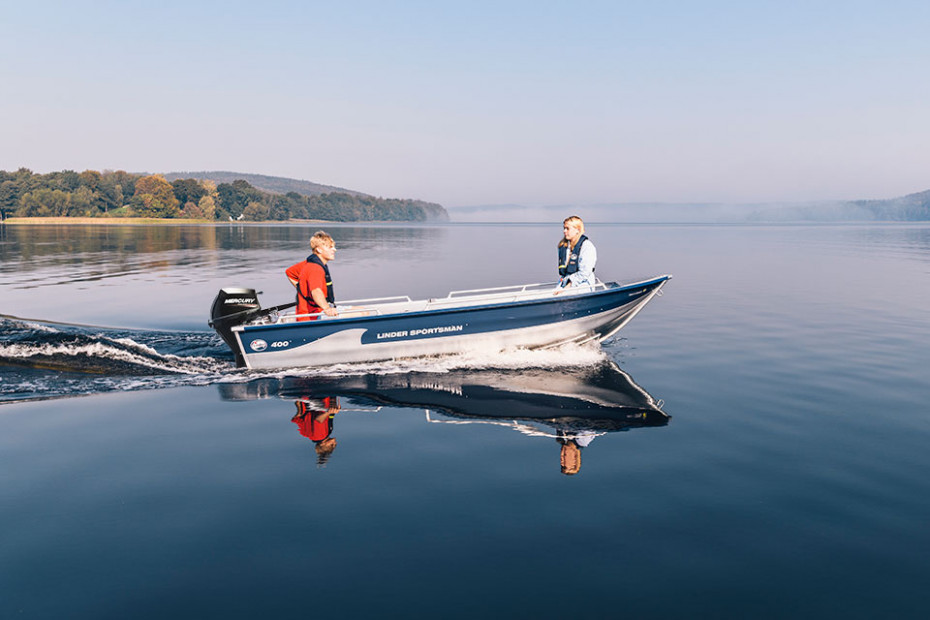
[2,216,212,225]
[0,217,412,226]
[1,217,336,225]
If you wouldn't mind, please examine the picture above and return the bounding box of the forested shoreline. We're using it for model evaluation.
[0,169,448,222]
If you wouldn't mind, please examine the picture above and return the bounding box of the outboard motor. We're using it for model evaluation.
[209,287,262,367]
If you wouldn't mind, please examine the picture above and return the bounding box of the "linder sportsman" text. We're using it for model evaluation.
[376,324,464,340]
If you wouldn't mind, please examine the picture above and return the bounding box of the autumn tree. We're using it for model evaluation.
[132,174,180,218]
[79,170,101,190]
[47,170,79,191]
[0,181,19,219]
[216,180,263,220]
[18,189,72,216]
[70,186,95,215]
[242,201,270,221]
[104,170,136,199]
[172,178,207,206]
[197,195,216,220]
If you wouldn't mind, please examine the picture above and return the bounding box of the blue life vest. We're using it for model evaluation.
[558,235,589,277]
[298,254,335,306]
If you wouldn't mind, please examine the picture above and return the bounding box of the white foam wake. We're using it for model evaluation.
[230,342,609,382]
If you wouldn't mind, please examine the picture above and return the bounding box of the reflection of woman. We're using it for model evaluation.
[557,431,597,476]
[557,216,597,289]
[292,396,341,465]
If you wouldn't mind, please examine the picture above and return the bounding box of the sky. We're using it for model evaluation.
[2,0,929,208]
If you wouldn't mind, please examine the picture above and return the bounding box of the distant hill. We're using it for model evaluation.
[160,170,448,221]
[162,171,365,198]
[848,189,930,221]
[746,189,930,222]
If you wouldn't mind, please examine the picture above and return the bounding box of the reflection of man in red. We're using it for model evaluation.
[292,396,341,465]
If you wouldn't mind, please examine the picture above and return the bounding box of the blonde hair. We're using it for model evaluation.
[310,231,334,252]
[558,216,585,249]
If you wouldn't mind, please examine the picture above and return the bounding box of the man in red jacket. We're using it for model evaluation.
[286,231,338,321]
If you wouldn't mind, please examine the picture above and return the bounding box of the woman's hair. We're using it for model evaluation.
[310,231,334,252]
[559,439,582,475]
[558,216,585,248]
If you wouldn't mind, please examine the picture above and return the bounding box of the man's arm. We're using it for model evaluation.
[285,262,301,287]
[310,287,338,316]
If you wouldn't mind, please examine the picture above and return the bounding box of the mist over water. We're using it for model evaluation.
[2,222,929,618]
[447,200,872,223]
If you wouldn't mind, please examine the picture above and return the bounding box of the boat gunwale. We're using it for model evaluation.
[233,275,671,334]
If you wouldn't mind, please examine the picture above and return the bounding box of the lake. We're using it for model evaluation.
[2,221,929,618]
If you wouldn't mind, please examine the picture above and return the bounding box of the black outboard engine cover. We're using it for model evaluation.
[209,288,262,367]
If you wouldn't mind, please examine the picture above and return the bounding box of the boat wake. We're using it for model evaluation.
[0,315,235,403]
[0,314,614,404]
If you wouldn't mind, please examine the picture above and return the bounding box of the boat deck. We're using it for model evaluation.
[267,280,610,324]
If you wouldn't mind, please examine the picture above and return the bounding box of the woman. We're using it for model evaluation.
[557,215,597,289]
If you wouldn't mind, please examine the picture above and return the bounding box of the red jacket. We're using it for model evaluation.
[286,260,328,320]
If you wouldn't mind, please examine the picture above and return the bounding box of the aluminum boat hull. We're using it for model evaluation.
[228,276,670,369]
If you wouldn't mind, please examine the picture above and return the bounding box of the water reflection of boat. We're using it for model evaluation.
[219,361,669,435]
[219,362,669,474]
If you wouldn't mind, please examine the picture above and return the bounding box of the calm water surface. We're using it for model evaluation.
[1,222,929,618]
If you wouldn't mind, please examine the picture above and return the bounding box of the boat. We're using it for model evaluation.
[209,275,671,369]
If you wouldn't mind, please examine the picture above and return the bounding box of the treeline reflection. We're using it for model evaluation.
[0,223,445,277]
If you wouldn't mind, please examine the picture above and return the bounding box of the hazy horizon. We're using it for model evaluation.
[445,200,845,223]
